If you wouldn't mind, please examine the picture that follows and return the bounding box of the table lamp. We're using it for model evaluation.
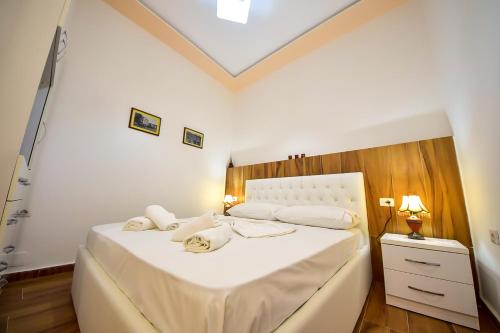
[223,195,237,216]
[223,195,237,209]
[398,195,429,240]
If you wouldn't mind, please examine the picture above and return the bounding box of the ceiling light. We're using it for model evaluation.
[217,0,251,24]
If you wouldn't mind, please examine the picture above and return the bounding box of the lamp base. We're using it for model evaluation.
[407,231,425,240]
[223,204,231,216]
[406,216,425,240]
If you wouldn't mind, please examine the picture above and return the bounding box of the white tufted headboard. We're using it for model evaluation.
[245,173,369,245]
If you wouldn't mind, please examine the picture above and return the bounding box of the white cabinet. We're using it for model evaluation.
[381,233,479,330]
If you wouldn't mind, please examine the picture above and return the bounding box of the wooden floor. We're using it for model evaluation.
[354,282,499,333]
[0,272,498,333]
[0,272,78,333]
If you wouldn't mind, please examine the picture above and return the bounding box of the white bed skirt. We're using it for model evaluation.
[72,245,372,333]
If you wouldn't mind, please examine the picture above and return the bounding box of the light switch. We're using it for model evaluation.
[379,198,394,207]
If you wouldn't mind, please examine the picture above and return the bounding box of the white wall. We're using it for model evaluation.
[232,0,452,166]
[423,0,500,320]
[15,0,234,271]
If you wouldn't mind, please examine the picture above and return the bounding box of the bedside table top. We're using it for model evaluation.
[380,233,469,254]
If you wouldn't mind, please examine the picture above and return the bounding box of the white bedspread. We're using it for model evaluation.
[86,219,362,333]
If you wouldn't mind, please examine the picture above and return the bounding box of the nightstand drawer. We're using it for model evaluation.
[382,244,473,284]
[384,269,478,316]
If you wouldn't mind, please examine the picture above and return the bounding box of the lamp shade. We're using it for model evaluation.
[223,195,234,203]
[399,195,429,214]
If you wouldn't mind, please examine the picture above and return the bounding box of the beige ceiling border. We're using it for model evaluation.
[102,0,406,92]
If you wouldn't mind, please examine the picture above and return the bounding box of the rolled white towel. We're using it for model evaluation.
[184,224,232,253]
[123,216,155,231]
[145,205,178,231]
[171,212,217,242]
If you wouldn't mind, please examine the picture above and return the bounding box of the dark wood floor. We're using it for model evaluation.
[0,272,78,333]
[354,282,499,333]
[0,272,498,333]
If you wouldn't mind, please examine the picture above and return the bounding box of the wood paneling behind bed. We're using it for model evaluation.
[224,136,475,283]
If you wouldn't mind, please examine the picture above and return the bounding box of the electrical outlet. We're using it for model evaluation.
[490,230,500,245]
[379,198,395,207]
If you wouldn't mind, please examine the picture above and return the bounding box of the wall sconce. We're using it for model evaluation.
[398,195,430,240]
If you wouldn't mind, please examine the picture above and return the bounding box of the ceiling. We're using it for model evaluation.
[140,0,359,76]
[104,0,406,90]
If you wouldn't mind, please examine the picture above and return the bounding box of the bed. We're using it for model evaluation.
[72,172,372,333]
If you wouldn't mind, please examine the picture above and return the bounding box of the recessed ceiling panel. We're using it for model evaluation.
[140,0,358,76]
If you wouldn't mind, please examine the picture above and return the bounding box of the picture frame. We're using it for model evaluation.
[183,127,204,149]
[128,107,161,136]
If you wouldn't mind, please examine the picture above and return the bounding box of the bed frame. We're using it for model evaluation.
[72,172,372,333]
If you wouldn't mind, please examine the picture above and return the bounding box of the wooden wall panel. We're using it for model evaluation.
[419,137,472,246]
[319,153,342,174]
[304,155,323,175]
[224,137,473,282]
[390,142,430,236]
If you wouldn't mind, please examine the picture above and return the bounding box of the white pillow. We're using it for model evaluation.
[274,205,360,229]
[227,202,284,220]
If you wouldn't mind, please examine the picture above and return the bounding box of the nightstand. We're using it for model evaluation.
[381,233,479,330]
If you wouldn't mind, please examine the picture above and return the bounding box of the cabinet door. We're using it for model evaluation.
[382,244,473,284]
[385,269,478,316]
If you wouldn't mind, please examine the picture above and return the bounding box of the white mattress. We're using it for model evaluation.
[86,219,362,333]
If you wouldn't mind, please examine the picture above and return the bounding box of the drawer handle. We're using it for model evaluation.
[18,178,31,186]
[7,218,18,225]
[405,258,441,267]
[3,245,15,254]
[13,209,30,218]
[408,285,445,297]
[0,261,8,273]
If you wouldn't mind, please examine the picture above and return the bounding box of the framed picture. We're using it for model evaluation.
[183,127,204,149]
[128,107,161,136]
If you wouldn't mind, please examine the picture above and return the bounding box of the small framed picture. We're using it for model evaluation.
[183,127,204,149]
[129,107,161,136]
